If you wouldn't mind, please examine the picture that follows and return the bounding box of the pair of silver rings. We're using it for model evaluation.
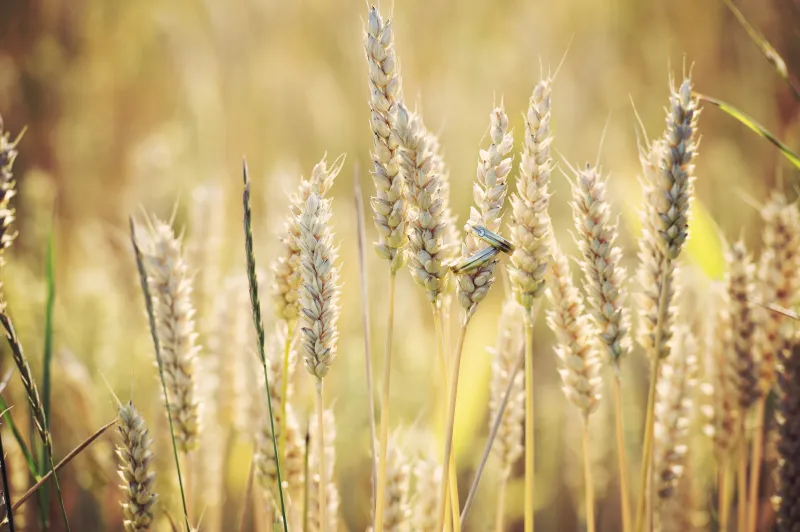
[451,224,515,275]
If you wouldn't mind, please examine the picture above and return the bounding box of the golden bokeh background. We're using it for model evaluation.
[0,0,798,530]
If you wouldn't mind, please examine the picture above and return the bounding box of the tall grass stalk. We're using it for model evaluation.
[375,271,397,532]
[612,372,632,532]
[437,315,472,532]
[354,172,378,515]
[524,307,535,532]
[129,218,190,531]
[316,381,327,532]
[634,261,672,532]
[0,425,15,532]
[278,327,295,472]
[432,304,461,531]
[719,457,731,531]
[737,423,747,532]
[583,419,596,532]
[40,231,55,524]
[241,161,289,532]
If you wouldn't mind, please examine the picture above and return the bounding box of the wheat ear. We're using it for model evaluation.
[749,193,800,529]
[774,338,800,531]
[0,118,20,299]
[381,438,410,532]
[117,401,158,532]
[412,458,441,532]
[635,75,699,532]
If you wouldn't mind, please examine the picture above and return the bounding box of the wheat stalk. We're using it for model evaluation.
[297,191,341,532]
[116,401,158,532]
[635,75,700,532]
[307,408,338,532]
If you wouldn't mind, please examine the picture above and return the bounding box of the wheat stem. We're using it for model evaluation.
[747,398,765,532]
[494,474,507,532]
[634,260,671,532]
[612,369,632,532]
[438,317,471,532]
[375,271,397,532]
[432,304,461,530]
[737,420,747,532]
[583,419,596,532]
[719,457,731,531]
[524,306,535,532]
[278,326,295,470]
[316,381,327,532]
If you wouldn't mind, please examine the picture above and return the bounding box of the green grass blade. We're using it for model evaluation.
[129,217,191,532]
[0,396,38,478]
[241,160,289,532]
[697,94,800,170]
[722,0,800,101]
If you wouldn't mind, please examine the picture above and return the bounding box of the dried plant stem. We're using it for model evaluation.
[375,271,397,532]
[355,174,378,515]
[524,307,535,532]
[747,398,765,532]
[719,457,731,531]
[438,317,472,532]
[432,305,461,531]
[612,370,632,532]
[316,382,327,532]
[583,419,596,532]
[738,421,747,532]
[0,427,15,532]
[494,477,507,532]
[278,327,295,467]
[237,457,255,532]
[635,261,672,532]
[303,426,310,532]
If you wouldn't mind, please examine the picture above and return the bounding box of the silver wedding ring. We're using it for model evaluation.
[451,246,501,275]
[467,223,515,254]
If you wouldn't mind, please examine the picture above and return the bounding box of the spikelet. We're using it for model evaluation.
[297,192,341,381]
[726,240,758,410]
[411,458,441,532]
[700,287,738,460]
[425,130,460,251]
[457,106,512,314]
[140,217,201,452]
[774,339,800,530]
[271,157,343,323]
[653,77,700,260]
[569,163,629,363]
[308,409,339,532]
[489,299,525,473]
[756,193,800,394]
[395,104,451,303]
[364,5,407,272]
[653,326,697,500]
[545,242,603,417]
[636,139,677,359]
[0,117,19,292]
[508,78,552,309]
[116,401,157,532]
[382,438,411,532]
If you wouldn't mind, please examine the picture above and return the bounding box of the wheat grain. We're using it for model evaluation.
[365,5,407,272]
[653,326,697,501]
[395,104,451,303]
[489,299,525,472]
[569,163,629,363]
[271,156,344,323]
[139,216,201,453]
[457,105,512,315]
[507,79,552,310]
[117,401,157,532]
[545,242,603,417]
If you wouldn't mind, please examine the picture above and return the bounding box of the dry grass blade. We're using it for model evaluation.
[241,161,289,532]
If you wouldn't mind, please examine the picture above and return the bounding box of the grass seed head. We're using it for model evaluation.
[117,401,157,532]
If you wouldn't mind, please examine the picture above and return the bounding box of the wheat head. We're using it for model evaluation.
[726,240,758,411]
[411,458,441,532]
[116,401,158,532]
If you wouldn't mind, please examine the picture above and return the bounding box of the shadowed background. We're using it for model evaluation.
[0,0,797,530]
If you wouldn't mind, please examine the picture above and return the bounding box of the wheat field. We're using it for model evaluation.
[0,0,798,531]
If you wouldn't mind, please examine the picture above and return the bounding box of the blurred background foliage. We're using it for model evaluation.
[0,0,799,530]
